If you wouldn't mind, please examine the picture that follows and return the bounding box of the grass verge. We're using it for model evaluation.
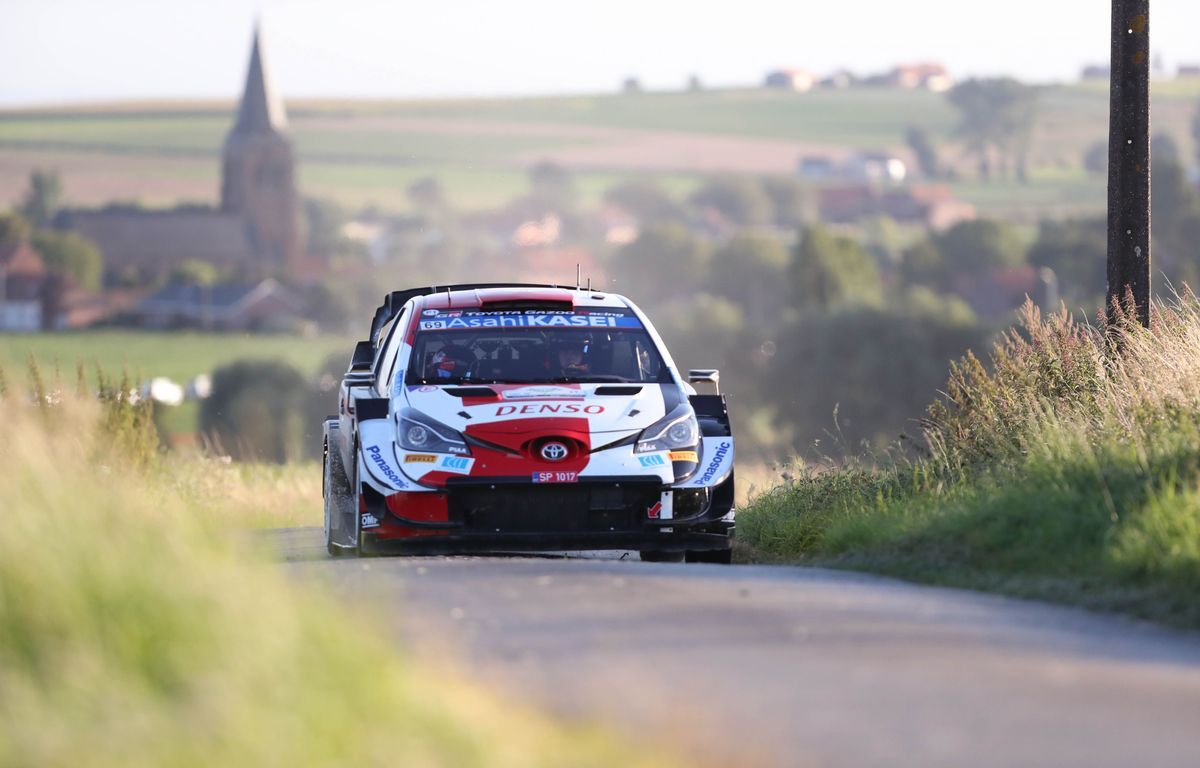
[0,386,671,766]
[737,298,1200,630]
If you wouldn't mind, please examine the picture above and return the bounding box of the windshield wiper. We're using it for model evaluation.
[546,375,631,383]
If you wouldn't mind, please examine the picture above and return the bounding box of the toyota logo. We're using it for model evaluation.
[540,442,569,462]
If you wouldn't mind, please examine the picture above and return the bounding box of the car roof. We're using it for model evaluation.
[417,286,631,311]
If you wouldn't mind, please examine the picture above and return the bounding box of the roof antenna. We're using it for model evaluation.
[587,276,592,291]
[575,264,581,290]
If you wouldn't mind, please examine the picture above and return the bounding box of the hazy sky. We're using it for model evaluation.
[3,0,1199,106]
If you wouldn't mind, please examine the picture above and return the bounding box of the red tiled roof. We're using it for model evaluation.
[1,240,46,278]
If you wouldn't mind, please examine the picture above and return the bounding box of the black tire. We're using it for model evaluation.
[639,550,686,563]
[323,424,358,557]
[685,547,733,564]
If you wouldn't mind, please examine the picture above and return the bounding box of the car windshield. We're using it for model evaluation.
[405,310,671,385]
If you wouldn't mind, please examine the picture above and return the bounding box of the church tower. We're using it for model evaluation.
[221,26,299,272]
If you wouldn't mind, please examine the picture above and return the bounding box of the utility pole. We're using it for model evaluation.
[1106,0,1151,327]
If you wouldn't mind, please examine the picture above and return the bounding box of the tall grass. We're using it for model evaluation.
[0,377,669,766]
[738,297,1200,628]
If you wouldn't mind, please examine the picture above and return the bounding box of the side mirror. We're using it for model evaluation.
[688,369,720,394]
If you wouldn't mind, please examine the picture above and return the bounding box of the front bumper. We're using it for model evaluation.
[363,529,733,555]
[362,476,733,551]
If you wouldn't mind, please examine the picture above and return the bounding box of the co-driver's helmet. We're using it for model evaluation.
[430,343,473,379]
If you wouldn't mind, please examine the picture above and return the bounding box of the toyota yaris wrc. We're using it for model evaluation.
[322,283,735,562]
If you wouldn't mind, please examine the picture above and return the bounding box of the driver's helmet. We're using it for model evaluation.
[429,343,474,380]
[550,336,590,375]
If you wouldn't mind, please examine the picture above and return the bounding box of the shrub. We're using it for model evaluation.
[738,296,1200,627]
[199,360,313,463]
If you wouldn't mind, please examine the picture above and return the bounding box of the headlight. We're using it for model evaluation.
[635,404,700,453]
[396,408,470,455]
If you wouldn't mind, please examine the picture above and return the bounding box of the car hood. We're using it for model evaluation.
[400,382,675,436]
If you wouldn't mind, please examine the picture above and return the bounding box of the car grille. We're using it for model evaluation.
[449,483,658,533]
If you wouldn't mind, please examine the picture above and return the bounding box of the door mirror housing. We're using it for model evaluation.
[688,369,720,394]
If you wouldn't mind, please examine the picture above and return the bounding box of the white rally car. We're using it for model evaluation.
[322,283,735,562]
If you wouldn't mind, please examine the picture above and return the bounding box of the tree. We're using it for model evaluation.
[1173,211,1200,290]
[688,176,773,227]
[0,211,30,251]
[528,161,577,213]
[790,225,883,309]
[947,79,1038,181]
[760,176,812,228]
[900,219,1024,294]
[899,238,946,290]
[1083,141,1108,176]
[934,219,1025,276]
[707,232,790,325]
[19,170,62,227]
[604,180,686,224]
[407,176,449,215]
[905,126,941,179]
[770,306,988,453]
[1152,132,1182,165]
[1152,159,1198,248]
[1150,157,1200,283]
[302,197,349,257]
[1026,218,1107,304]
[611,222,710,300]
[30,229,102,291]
[304,281,352,332]
[199,360,312,463]
[653,293,746,375]
[1192,96,1200,170]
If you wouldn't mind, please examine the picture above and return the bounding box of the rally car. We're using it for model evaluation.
[322,283,735,562]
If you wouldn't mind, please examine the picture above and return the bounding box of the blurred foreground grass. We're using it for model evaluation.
[0,385,670,766]
[738,298,1200,629]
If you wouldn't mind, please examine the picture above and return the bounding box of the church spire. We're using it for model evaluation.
[232,24,287,134]
[221,22,299,272]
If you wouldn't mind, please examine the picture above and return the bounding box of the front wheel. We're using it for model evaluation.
[323,423,359,557]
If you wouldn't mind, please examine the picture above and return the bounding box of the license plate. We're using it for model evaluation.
[531,471,579,483]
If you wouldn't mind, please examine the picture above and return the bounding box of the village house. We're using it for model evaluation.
[0,239,46,331]
[798,152,907,184]
[818,183,976,230]
[0,238,130,331]
[134,278,305,331]
[763,69,815,92]
[886,62,953,92]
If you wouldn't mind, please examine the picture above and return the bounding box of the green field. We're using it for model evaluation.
[0,331,354,436]
[3,83,1198,217]
[0,331,352,385]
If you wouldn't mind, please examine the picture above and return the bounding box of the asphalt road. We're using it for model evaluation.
[273,527,1200,768]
